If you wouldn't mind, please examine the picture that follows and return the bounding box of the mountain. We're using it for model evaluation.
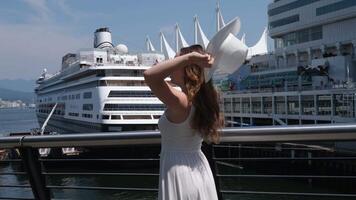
[0,88,34,103]
[0,79,36,93]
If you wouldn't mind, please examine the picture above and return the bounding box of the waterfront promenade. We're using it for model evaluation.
[1,124,356,199]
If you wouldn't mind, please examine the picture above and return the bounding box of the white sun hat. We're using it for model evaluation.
[205,17,248,83]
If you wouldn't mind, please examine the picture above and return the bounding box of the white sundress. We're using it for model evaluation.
[158,105,219,200]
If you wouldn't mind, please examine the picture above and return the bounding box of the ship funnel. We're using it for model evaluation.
[94,27,113,49]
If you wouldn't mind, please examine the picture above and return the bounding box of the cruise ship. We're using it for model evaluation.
[34,2,248,134]
[36,0,356,133]
[35,28,168,133]
[221,0,356,127]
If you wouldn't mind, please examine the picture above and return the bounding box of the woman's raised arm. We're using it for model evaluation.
[144,52,211,111]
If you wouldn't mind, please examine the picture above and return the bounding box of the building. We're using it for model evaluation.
[222,0,356,126]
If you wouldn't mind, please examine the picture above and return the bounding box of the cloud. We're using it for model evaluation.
[0,0,95,79]
[54,0,74,18]
[0,23,91,79]
[53,0,105,23]
[23,0,51,23]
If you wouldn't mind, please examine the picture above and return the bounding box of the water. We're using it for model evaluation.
[0,108,39,136]
[0,109,355,199]
[0,109,159,199]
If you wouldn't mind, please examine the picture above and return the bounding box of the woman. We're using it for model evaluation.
[144,44,224,200]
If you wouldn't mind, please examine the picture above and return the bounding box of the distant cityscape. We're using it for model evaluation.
[0,98,35,109]
[0,79,36,107]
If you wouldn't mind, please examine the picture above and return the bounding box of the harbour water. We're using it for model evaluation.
[0,108,160,199]
[1,109,355,199]
[0,108,39,137]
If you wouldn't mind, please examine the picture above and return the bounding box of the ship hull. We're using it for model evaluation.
[37,114,159,134]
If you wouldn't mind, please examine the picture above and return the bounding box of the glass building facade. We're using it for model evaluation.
[269,15,299,29]
[316,0,356,16]
[268,0,321,16]
[275,26,322,48]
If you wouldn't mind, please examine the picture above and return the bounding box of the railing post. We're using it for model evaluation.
[19,147,51,200]
[203,143,223,200]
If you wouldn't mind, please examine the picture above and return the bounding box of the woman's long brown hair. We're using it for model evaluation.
[180,45,224,144]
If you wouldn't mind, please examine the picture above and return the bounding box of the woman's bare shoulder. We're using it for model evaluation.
[165,95,191,124]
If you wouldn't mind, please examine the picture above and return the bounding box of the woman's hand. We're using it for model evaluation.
[187,52,214,68]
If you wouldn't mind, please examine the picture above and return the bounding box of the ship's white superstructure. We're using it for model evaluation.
[35,28,166,133]
[34,3,274,133]
[34,0,242,133]
[35,1,351,133]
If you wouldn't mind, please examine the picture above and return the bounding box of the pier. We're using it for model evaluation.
[1,124,356,199]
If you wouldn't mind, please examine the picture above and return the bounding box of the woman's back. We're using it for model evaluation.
[157,105,218,200]
[158,105,203,152]
[144,44,220,200]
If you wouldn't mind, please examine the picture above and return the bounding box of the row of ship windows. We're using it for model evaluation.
[102,115,161,120]
[40,89,160,103]
[37,103,65,116]
[103,104,166,111]
[99,80,147,87]
[66,113,160,120]
[60,92,92,100]
[37,103,65,108]
[108,91,155,97]
[39,67,148,92]
[59,94,80,101]
[38,103,165,113]
[39,80,176,99]
[96,69,145,77]
[38,92,92,103]
[67,113,162,120]
[96,57,103,63]
[100,80,176,87]
[83,104,93,111]
[39,110,93,118]
[38,109,65,116]
[68,113,93,118]
[37,103,93,116]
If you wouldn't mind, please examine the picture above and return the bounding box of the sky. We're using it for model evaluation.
[0,0,271,80]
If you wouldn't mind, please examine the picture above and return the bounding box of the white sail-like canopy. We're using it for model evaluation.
[146,36,156,52]
[160,32,176,60]
[218,11,225,31]
[247,27,268,59]
[216,1,226,32]
[194,16,209,49]
[241,33,246,45]
[175,24,189,52]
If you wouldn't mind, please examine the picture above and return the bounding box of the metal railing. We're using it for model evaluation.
[1,124,356,199]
